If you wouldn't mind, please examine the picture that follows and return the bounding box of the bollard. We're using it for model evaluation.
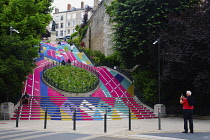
[4,105,6,120]
[129,108,131,130]
[158,108,161,130]
[44,108,47,129]
[104,110,107,133]
[73,108,76,130]
[16,110,19,127]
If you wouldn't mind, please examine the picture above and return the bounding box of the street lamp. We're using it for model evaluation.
[153,38,166,118]
[153,39,160,104]
[10,26,19,35]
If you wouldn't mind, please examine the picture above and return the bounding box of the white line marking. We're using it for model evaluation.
[130,134,188,140]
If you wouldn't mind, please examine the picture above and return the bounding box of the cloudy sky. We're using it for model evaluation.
[51,0,94,12]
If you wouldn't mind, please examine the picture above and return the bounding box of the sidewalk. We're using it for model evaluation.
[0,117,210,140]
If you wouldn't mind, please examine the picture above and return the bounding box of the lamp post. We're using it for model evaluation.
[153,39,166,118]
[10,26,19,36]
[153,39,160,104]
[8,26,19,101]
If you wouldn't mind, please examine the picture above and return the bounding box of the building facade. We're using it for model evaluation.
[52,3,93,40]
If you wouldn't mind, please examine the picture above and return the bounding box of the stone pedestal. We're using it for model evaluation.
[49,31,56,43]
[0,102,14,120]
[154,104,166,118]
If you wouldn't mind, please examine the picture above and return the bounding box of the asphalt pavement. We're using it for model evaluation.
[0,117,210,140]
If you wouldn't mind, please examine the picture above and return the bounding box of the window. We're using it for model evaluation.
[61,15,63,21]
[56,31,58,36]
[55,16,59,21]
[67,14,71,19]
[81,12,84,18]
[72,13,76,19]
[55,23,58,29]
[67,21,70,27]
[60,30,63,36]
[72,29,75,33]
[60,23,63,28]
[67,29,70,35]
[72,21,76,26]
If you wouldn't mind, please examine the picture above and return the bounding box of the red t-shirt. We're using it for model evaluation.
[182,98,194,109]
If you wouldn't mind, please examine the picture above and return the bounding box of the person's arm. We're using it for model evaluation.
[180,96,185,104]
[22,95,25,99]
[27,95,31,100]
[25,95,30,100]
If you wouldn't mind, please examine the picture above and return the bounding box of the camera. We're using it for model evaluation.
[181,94,184,99]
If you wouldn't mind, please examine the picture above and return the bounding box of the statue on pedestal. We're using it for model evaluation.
[50,20,57,43]
[51,21,56,31]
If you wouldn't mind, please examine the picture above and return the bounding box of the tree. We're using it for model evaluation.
[106,0,205,109]
[159,0,210,115]
[106,0,201,68]
[0,0,53,103]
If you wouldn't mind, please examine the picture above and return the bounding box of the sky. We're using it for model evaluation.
[51,0,94,12]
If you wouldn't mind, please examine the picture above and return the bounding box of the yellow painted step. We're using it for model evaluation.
[60,108,72,121]
[40,109,51,120]
[111,109,121,120]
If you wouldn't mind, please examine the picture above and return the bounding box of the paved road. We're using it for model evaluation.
[0,117,210,140]
[0,128,210,140]
[0,128,142,140]
[131,132,210,140]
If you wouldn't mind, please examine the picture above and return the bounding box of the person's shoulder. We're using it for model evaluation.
[183,98,187,100]
[183,98,187,102]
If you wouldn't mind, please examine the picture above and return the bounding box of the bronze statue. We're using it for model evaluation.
[51,21,56,31]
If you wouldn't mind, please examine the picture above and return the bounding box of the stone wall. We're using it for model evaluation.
[83,0,114,56]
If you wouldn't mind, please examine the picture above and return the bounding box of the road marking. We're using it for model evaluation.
[130,134,188,140]
[203,136,210,139]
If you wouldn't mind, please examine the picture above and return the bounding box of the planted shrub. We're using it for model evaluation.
[44,65,98,93]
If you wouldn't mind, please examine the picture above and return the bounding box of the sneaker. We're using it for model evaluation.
[182,131,188,133]
[190,131,194,133]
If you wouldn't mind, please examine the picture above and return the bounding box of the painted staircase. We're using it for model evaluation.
[10,42,157,121]
[11,96,156,120]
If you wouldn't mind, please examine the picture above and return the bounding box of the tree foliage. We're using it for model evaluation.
[106,0,200,68]
[105,0,210,115]
[159,1,210,115]
[0,0,53,103]
[133,70,157,106]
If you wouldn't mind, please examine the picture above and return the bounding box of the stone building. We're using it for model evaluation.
[82,0,114,56]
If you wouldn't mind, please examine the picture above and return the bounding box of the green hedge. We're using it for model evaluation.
[44,65,99,93]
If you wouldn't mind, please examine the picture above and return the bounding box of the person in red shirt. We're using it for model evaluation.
[180,90,194,133]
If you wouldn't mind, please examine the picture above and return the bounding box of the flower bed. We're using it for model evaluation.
[44,65,99,93]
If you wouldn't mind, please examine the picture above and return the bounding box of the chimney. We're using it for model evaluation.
[81,1,84,9]
[55,8,59,13]
[67,4,71,11]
